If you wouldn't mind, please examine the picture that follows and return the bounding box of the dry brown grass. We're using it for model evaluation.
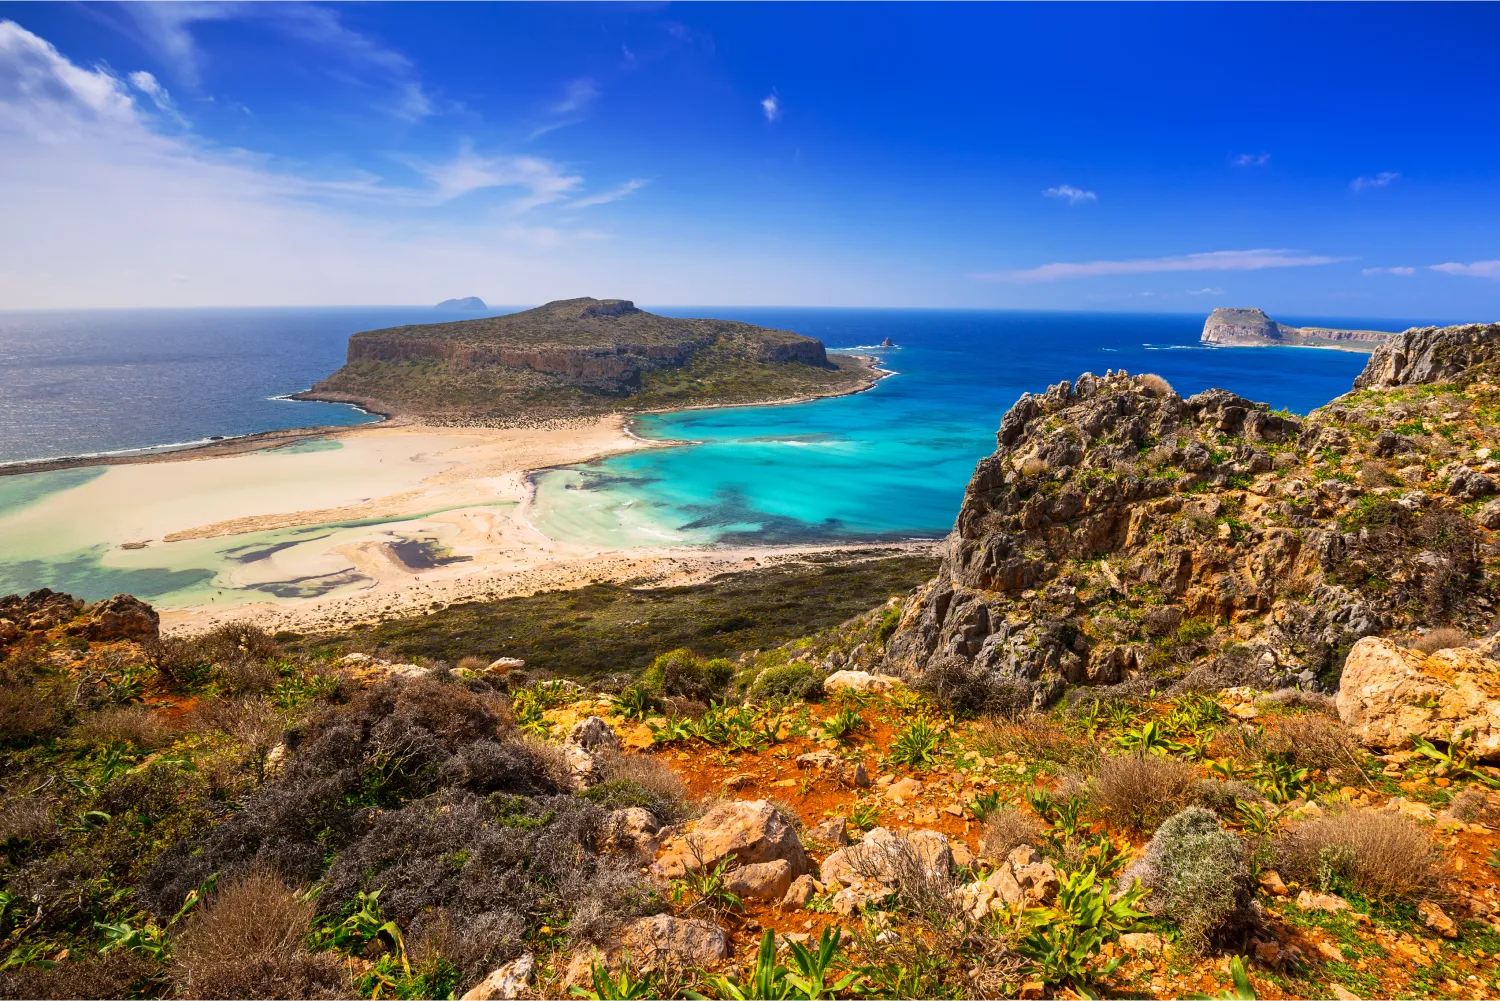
[0,682,62,744]
[1274,807,1446,905]
[455,655,490,673]
[1092,752,1200,833]
[1265,713,1361,772]
[1412,627,1473,654]
[173,869,347,999]
[605,752,690,805]
[975,717,1095,770]
[1135,373,1174,398]
[74,705,170,750]
[981,807,1045,862]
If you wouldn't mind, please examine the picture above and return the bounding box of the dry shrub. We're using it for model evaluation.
[1019,456,1050,478]
[518,735,574,788]
[976,717,1095,770]
[1136,373,1174,398]
[981,807,1045,861]
[1275,807,1445,905]
[1122,806,1253,954]
[0,951,159,1000]
[210,657,280,696]
[74,705,170,750]
[188,697,284,782]
[173,869,346,999]
[604,752,692,818]
[1412,627,1473,654]
[1253,688,1336,714]
[455,655,490,673]
[0,682,62,744]
[192,622,283,663]
[1265,714,1360,772]
[1093,752,1199,832]
[0,794,54,845]
[1208,725,1267,764]
[1358,460,1399,488]
[915,657,1032,719]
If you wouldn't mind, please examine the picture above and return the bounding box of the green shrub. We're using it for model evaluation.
[748,662,824,703]
[642,648,732,702]
[1123,806,1253,954]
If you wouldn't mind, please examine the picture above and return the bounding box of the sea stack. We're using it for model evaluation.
[435,296,488,311]
[1200,307,1394,352]
[879,337,895,348]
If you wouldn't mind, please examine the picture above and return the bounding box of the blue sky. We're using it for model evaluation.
[0,2,1496,318]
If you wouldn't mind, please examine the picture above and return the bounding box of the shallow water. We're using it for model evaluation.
[529,308,1393,547]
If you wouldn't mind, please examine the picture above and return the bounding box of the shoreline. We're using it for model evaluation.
[6,352,911,636]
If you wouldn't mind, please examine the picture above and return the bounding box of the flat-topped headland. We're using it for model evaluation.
[1201,306,1396,352]
[296,296,881,425]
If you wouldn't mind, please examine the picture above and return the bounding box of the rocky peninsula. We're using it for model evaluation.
[1201,307,1395,352]
[298,297,880,425]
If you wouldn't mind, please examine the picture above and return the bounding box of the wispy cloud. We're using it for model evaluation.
[1429,260,1500,280]
[1362,266,1415,276]
[1350,171,1400,192]
[972,248,1352,284]
[552,77,599,116]
[127,70,186,126]
[410,143,582,210]
[1043,184,1096,205]
[569,178,648,210]
[1185,287,1226,295]
[114,2,435,119]
[761,93,780,122]
[1231,152,1270,166]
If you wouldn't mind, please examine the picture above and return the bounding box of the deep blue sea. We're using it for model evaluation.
[0,306,1432,555]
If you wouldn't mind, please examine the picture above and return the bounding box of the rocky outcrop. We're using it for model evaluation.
[0,589,159,652]
[1353,322,1500,388]
[562,717,620,790]
[883,363,1498,708]
[460,954,533,1000]
[1336,636,1500,761]
[1201,308,1392,352]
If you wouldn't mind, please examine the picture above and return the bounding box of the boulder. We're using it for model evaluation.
[1418,900,1459,939]
[724,859,794,901]
[823,670,904,694]
[806,816,849,847]
[1477,498,1500,530]
[654,800,807,879]
[608,807,661,856]
[80,594,159,642]
[617,915,731,968]
[1447,465,1498,501]
[782,874,818,909]
[1336,636,1500,761]
[562,717,620,789]
[820,827,953,889]
[461,954,534,1000]
[984,845,1060,905]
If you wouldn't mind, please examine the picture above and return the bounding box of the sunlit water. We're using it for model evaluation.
[529,308,1397,547]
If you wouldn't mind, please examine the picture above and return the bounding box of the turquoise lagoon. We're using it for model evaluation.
[529,308,1385,548]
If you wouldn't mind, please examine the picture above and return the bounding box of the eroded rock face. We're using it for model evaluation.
[79,594,160,642]
[1336,636,1500,761]
[653,800,807,879]
[1354,322,1500,388]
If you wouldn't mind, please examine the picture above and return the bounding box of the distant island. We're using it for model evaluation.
[435,296,488,311]
[298,297,880,423]
[1200,307,1395,352]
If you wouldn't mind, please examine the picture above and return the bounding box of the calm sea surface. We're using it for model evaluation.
[0,306,1436,601]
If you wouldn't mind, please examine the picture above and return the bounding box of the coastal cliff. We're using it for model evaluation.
[886,320,1500,708]
[300,297,874,424]
[1201,307,1394,352]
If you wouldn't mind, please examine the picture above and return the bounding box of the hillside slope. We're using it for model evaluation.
[300,297,877,424]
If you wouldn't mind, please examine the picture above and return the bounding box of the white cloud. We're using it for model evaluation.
[1231,152,1270,166]
[552,77,599,115]
[1362,266,1415,276]
[1351,171,1400,192]
[127,69,187,125]
[0,19,662,308]
[116,2,435,119]
[404,143,583,210]
[973,248,1352,284]
[1429,260,1500,280]
[1185,287,1225,295]
[761,93,780,122]
[1043,184,1097,205]
[569,178,648,209]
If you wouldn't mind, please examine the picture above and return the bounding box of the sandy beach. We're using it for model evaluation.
[0,412,937,636]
